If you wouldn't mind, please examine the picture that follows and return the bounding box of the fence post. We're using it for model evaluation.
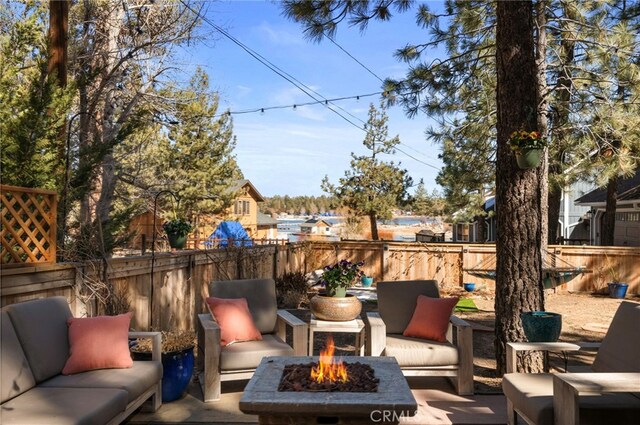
[381,243,390,281]
[273,244,279,279]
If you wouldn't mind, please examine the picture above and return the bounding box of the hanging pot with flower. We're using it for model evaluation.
[508,130,546,169]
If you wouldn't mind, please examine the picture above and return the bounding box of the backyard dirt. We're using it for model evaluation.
[295,290,629,394]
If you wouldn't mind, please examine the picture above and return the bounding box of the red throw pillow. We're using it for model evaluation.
[206,297,263,346]
[62,312,133,375]
[403,296,459,343]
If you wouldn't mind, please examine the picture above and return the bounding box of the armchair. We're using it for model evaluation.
[502,300,640,425]
[197,278,307,402]
[365,280,474,395]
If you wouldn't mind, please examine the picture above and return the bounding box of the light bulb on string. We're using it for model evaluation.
[260,108,265,115]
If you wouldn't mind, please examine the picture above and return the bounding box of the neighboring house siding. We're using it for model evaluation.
[559,180,593,242]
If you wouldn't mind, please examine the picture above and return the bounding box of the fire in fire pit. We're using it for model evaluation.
[278,336,379,392]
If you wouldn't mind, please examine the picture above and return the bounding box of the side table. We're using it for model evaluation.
[308,315,365,356]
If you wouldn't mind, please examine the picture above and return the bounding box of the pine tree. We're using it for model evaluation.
[322,103,412,240]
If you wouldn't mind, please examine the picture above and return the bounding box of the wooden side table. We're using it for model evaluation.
[308,315,365,356]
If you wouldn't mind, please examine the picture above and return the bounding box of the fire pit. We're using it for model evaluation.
[279,336,379,392]
[240,355,416,424]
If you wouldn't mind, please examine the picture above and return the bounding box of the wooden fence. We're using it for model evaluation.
[1,241,638,332]
[1,185,57,264]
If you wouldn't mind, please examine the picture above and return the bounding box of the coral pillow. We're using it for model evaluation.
[206,297,262,346]
[62,312,133,375]
[403,296,459,343]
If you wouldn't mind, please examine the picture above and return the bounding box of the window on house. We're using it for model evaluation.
[456,223,470,242]
[235,200,250,216]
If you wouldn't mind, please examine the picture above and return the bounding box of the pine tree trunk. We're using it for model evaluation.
[49,0,69,259]
[369,212,379,240]
[535,0,549,257]
[601,177,618,246]
[495,0,545,375]
[548,188,562,243]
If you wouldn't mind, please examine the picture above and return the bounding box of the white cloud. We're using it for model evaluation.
[254,22,304,46]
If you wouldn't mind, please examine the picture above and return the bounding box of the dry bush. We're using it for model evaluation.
[133,330,195,353]
[276,271,309,308]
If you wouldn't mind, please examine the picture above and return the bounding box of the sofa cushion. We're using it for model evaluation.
[41,360,162,403]
[1,311,36,403]
[592,301,640,373]
[206,297,263,346]
[377,280,440,334]
[0,387,127,425]
[5,296,72,383]
[403,295,458,342]
[384,334,459,367]
[62,313,134,375]
[208,279,278,334]
[220,334,293,371]
[503,372,640,425]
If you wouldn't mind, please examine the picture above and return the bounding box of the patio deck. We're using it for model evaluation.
[129,377,510,425]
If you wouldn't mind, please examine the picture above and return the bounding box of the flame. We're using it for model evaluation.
[310,335,348,383]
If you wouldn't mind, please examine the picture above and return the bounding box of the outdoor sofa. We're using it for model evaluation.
[1,296,162,424]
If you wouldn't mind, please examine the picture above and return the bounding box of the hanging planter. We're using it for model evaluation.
[515,148,543,169]
[162,219,193,250]
[509,130,546,169]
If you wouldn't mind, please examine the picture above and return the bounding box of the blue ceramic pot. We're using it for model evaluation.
[161,347,194,402]
[361,276,374,287]
[463,283,476,292]
[608,282,628,299]
[520,311,562,342]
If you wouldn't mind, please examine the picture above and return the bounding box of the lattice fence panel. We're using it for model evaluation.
[1,185,57,264]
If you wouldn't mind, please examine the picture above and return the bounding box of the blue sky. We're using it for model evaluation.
[180,0,444,197]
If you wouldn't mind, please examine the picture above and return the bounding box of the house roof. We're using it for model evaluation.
[257,212,278,226]
[575,171,640,205]
[300,218,332,227]
[229,179,265,202]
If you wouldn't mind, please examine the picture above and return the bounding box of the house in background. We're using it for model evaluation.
[451,197,496,243]
[256,212,278,240]
[127,179,273,250]
[299,218,332,236]
[575,171,640,247]
[226,179,265,238]
[555,180,592,244]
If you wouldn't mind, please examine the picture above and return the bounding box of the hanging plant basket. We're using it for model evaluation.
[515,148,542,169]
[166,231,188,250]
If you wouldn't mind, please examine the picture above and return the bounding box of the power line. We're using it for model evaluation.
[324,34,385,83]
[179,1,440,171]
[179,1,366,130]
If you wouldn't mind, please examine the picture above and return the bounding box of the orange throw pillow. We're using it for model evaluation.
[62,313,133,375]
[206,297,262,346]
[403,296,459,343]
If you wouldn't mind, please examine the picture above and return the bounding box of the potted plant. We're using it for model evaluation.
[605,257,628,299]
[508,130,546,169]
[310,259,364,321]
[162,219,193,250]
[361,275,374,287]
[131,330,195,402]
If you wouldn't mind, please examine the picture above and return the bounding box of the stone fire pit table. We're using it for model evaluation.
[239,356,417,425]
